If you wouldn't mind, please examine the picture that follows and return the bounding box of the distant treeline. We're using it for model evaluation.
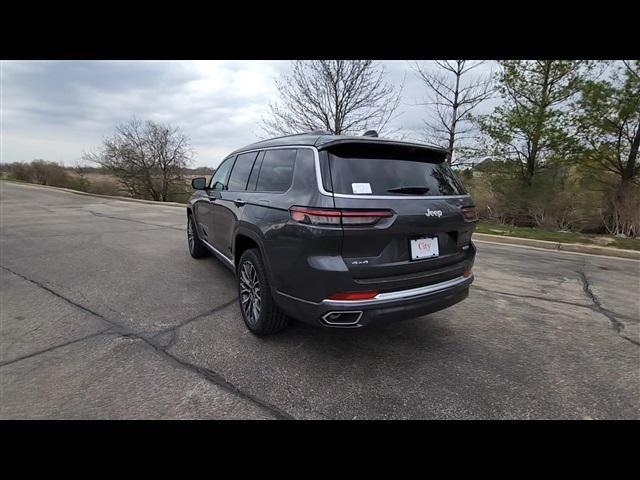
[0,162,214,177]
[0,160,215,203]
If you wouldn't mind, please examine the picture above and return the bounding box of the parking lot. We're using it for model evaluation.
[1,181,639,419]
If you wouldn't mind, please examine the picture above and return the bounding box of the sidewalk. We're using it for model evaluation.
[473,233,640,260]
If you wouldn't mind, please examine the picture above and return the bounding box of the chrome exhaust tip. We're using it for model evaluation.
[321,311,363,327]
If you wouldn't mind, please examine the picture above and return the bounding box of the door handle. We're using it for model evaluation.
[234,199,246,206]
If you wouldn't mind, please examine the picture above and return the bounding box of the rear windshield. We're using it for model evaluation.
[326,144,467,196]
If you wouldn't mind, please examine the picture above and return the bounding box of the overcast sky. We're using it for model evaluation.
[1,60,497,168]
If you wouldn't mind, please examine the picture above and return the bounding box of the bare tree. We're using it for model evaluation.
[84,118,192,201]
[413,60,494,164]
[262,60,403,137]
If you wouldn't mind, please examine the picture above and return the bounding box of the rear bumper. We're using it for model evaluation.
[275,274,473,328]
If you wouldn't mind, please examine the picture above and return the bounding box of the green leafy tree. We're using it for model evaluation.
[476,60,588,185]
[574,60,639,185]
[574,60,640,236]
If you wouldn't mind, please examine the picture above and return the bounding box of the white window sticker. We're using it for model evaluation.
[351,183,372,194]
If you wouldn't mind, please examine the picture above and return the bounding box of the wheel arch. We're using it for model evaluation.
[233,226,275,287]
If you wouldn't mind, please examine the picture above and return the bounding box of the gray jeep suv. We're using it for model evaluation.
[187,131,477,335]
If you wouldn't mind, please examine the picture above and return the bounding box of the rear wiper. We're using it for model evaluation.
[387,186,430,195]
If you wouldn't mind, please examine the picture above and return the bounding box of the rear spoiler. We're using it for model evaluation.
[316,138,450,163]
[316,136,448,153]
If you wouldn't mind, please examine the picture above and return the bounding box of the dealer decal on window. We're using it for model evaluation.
[351,183,372,194]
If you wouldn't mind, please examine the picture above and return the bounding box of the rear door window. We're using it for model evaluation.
[255,149,296,192]
[227,151,259,191]
[326,144,466,196]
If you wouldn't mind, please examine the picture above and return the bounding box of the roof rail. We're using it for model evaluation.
[250,130,332,145]
[274,130,332,139]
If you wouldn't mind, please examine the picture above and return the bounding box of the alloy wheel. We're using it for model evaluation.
[187,218,195,252]
[239,261,261,325]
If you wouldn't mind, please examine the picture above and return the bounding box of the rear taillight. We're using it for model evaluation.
[290,206,393,226]
[340,210,393,225]
[463,266,473,278]
[326,290,379,301]
[289,207,342,225]
[461,206,478,222]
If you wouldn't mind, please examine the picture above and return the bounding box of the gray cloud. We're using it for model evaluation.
[1,60,498,167]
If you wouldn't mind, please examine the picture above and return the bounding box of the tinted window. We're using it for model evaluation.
[246,151,265,191]
[255,149,296,192]
[227,152,258,191]
[210,156,235,191]
[327,145,466,196]
[318,150,333,192]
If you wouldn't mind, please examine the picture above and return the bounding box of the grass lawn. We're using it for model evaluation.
[476,222,640,251]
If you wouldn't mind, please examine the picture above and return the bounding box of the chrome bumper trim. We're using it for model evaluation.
[201,239,235,267]
[321,275,472,306]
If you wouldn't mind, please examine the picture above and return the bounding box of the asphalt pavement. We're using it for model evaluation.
[1,181,638,419]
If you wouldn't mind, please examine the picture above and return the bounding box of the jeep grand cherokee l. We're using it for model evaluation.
[187,131,477,336]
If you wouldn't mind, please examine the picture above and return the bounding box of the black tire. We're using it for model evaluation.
[237,248,290,336]
[187,214,210,259]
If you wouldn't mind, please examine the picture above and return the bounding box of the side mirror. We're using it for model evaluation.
[191,177,207,190]
[211,181,225,191]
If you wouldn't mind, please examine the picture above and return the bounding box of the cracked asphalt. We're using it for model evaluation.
[1,181,639,419]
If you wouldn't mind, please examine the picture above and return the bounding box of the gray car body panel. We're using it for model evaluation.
[187,133,476,328]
